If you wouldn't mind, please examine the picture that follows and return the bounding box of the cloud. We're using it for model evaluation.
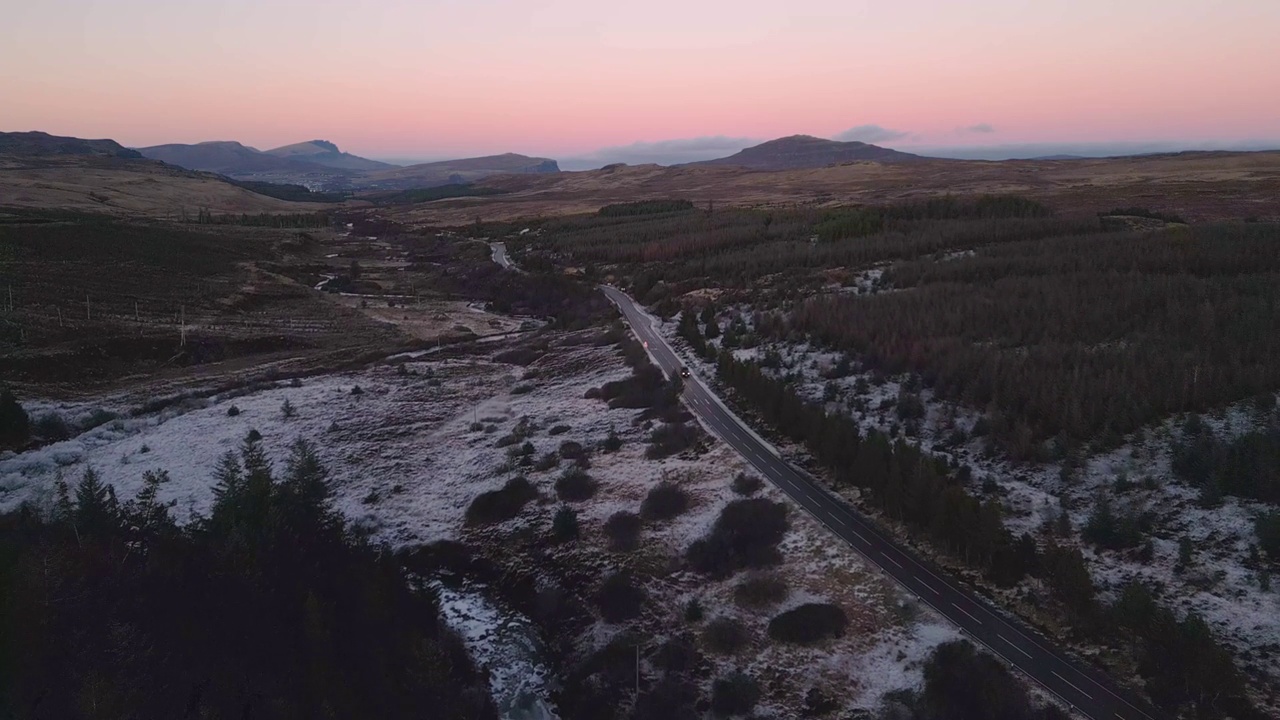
[961,123,996,134]
[560,135,759,170]
[833,124,911,144]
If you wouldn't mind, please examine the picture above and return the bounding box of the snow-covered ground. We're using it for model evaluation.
[657,301,1280,695]
[0,331,963,716]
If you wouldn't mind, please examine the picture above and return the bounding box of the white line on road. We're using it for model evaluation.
[951,602,984,625]
[1052,670,1094,700]
[998,634,1034,658]
[884,554,904,569]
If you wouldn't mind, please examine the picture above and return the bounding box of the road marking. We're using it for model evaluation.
[951,602,984,625]
[1051,671,1094,700]
[919,582,941,595]
[998,634,1033,658]
[833,516,849,528]
[849,528,869,543]
[883,554,904,569]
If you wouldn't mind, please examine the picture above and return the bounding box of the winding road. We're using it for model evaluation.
[491,244,1162,719]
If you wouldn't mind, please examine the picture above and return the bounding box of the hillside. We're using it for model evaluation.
[138,140,309,174]
[688,135,922,170]
[0,132,330,217]
[0,131,142,159]
[389,150,1280,226]
[264,139,394,171]
[362,152,560,191]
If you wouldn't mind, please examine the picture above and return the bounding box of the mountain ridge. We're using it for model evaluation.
[0,131,143,159]
[686,134,922,170]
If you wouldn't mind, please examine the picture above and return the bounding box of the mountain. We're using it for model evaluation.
[687,135,922,170]
[0,132,329,217]
[362,153,560,191]
[137,141,556,191]
[0,131,142,159]
[264,140,394,171]
[138,141,307,174]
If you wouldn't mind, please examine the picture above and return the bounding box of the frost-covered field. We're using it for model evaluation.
[656,302,1280,691]
[0,332,962,716]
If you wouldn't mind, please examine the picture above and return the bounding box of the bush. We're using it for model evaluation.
[552,505,579,542]
[511,383,534,395]
[653,636,701,674]
[558,440,586,460]
[684,597,704,623]
[731,472,763,496]
[0,389,30,447]
[603,511,642,551]
[733,574,789,610]
[710,671,760,717]
[687,499,789,578]
[32,412,70,442]
[645,421,701,459]
[641,480,690,522]
[602,426,622,452]
[767,603,848,645]
[350,385,363,396]
[227,405,241,417]
[595,572,645,623]
[802,687,838,717]
[534,452,560,471]
[81,408,118,431]
[555,467,598,502]
[703,616,750,654]
[465,477,538,525]
[896,391,926,421]
[280,399,296,419]
[548,424,571,436]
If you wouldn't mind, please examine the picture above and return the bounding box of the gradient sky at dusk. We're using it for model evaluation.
[2,0,1277,164]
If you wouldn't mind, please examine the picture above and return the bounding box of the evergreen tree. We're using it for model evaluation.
[0,388,29,447]
[73,467,117,536]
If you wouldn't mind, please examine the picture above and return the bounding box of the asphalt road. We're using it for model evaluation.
[598,284,1165,720]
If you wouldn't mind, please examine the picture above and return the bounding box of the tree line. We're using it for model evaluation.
[0,436,496,719]
[598,199,695,217]
[789,222,1280,456]
[712,351,1261,718]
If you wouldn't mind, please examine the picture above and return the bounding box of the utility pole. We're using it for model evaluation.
[57,306,63,327]
[85,293,90,320]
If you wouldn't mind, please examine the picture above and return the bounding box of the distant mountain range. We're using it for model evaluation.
[685,135,922,170]
[135,139,558,191]
[0,131,327,216]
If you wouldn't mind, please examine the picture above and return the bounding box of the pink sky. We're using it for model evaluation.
[2,0,1277,159]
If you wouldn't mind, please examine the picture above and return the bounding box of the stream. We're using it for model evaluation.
[430,580,560,720]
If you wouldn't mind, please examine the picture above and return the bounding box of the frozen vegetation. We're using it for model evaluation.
[0,331,963,716]
[656,299,1280,694]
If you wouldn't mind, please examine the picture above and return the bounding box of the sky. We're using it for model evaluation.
[2,0,1277,166]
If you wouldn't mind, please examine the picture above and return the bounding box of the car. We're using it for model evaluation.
[679,366,691,378]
